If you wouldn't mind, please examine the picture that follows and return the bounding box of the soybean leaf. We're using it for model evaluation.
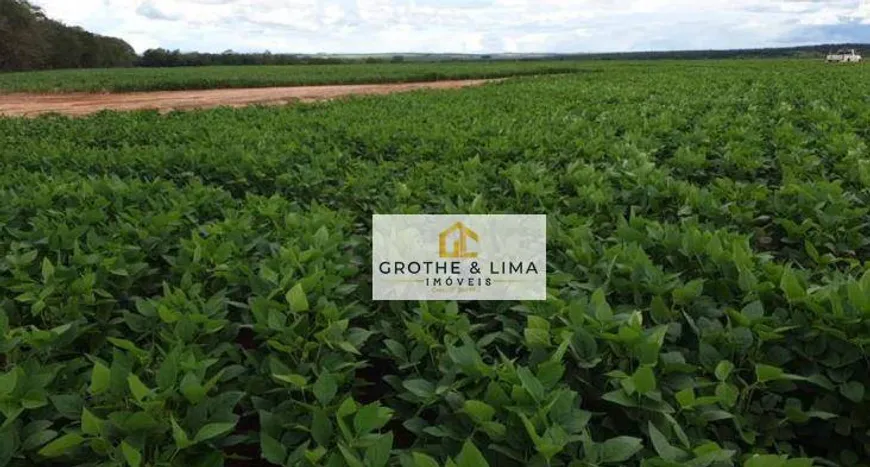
[591,289,613,321]
[714,361,734,381]
[81,408,102,436]
[38,433,84,457]
[260,433,287,465]
[647,422,687,462]
[193,422,237,444]
[463,400,496,423]
[126,375,150,402]
[287,283,310,313]
[632,366,657,394]
[840,382,865,403]
[89,362,111,395]
[411,452,441,467]
[353,404,392,435]
[312,372,338,406]
[599,436,643,464]
[403,379,435,399]
[121,441,142,467]
[455,440,489,467]
[365,432,393,467]
[170,416,192,449]
[516,366,545,402]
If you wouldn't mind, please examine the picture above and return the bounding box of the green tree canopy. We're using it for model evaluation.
[0,0,136,71]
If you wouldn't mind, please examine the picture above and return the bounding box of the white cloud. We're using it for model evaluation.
[28,0,870,54]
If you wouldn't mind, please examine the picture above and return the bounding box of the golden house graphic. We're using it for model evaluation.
[439,222,479,258]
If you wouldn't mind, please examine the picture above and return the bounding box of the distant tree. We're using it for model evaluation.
[135,49,355,67]
[0,0,47,70]
[0,0,135,71]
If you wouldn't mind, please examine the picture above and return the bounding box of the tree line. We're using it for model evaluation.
[132,45,861,68]
[555,44,869,61]
[135,49,419,67]
[0,0,136,71]
[136,49,354,67]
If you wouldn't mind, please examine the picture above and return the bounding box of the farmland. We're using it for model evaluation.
[1,59,870,467]
[0,60,596,93]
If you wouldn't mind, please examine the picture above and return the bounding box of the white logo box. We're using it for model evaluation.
[372,215,547,301]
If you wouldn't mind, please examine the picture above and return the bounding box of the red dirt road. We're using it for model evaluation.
[0,79,497,117]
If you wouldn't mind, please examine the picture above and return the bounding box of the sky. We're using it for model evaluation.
[28,0,870,55]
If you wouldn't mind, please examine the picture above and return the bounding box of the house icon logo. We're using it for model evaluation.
[439,222,479,258]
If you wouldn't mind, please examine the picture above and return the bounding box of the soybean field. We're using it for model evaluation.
[1,59,870,467]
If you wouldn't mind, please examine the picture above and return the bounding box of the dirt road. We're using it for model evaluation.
[0,79,496,117]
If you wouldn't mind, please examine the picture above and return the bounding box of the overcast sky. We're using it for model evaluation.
[28,0,870,55]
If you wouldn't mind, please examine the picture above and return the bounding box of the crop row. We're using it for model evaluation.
[0,61,597,93]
